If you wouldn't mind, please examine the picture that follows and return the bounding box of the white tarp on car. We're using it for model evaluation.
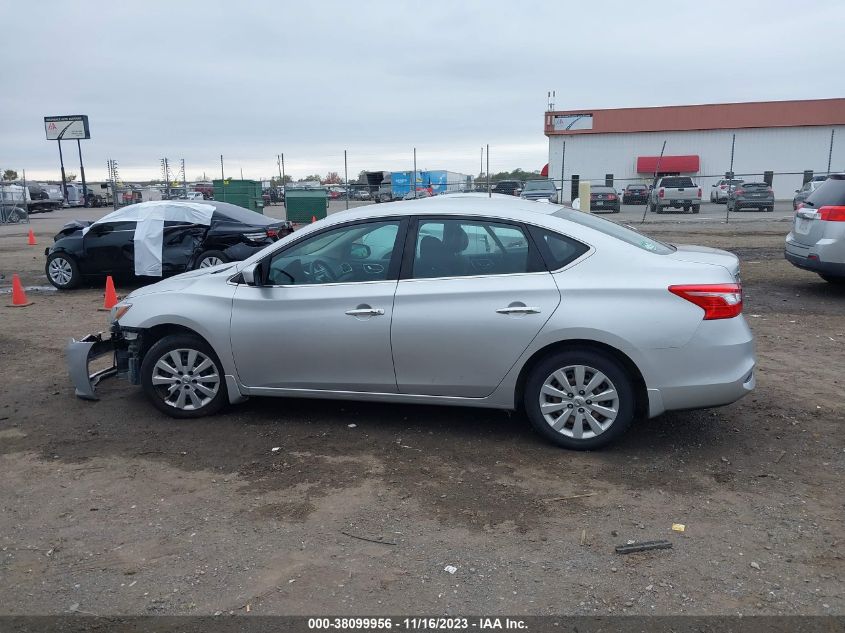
[83,201,215,277]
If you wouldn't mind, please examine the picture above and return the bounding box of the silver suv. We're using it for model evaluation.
[785,174,845,284]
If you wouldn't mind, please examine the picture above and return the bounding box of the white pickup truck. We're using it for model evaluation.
[648,176,702,214]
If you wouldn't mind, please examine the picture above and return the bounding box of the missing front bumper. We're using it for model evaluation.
[66,332,130,400]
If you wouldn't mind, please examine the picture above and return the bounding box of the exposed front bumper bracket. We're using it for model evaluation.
[66,333,118,400]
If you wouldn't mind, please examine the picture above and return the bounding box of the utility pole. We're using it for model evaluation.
[220,154,224,181]
[486,144,490,197]
[181,158,186,195]
[480,146,483,183]
[57,140,68,205]
[828,129,835,174]
[76,140,87,207]
[413,147,417,199]
[344,149,349,210]
[559,140,566,204]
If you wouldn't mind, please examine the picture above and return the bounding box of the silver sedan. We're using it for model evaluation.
[67,195,755,449]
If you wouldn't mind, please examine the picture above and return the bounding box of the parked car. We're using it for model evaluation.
[67,196,754,450]
[710,179,745,203]
[45,200,294,289]
[520,179,558,202]
[352,188,372,200]
[785,173,845,284]
[793,179,825,210]
[726,182,774,212]
[648,177,701,214]
[492,180,523,196]
[622,184,649,205]
[589,185,621,213]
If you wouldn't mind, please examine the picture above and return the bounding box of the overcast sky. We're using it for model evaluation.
[3,0,844,182]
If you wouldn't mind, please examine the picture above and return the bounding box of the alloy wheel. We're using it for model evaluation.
[199,256,223,268]
[48,257,73,286]
[538,365,620,439]
[150,348,220,411]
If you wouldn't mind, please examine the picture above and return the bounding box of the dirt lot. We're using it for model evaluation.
[0,209,843,616]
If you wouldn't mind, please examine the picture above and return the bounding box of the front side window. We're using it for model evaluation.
[412,219,539,279]
[267,220,401,285]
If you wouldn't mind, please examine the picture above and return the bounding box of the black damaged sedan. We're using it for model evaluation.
[45,200,293,289]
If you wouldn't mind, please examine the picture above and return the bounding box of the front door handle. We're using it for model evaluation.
[496,306,541,315]
[345,307,385,316]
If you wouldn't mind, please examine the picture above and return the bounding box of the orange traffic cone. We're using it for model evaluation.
[98,276,118,311]
[8,274,33,307]
[27,229,37,246]
[311,215,317,223]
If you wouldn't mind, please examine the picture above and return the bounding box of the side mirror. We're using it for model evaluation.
[241,262,261,286]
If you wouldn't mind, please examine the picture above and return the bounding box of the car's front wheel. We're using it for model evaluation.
[820,274,845,285]
[524,349,635,450]
[141,334,228,418]
[46,253,82,289]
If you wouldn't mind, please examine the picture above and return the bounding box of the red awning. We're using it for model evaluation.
[636,155,700,173]
[540,163,549,176]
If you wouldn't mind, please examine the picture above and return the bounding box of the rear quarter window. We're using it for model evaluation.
[527,226,589,269]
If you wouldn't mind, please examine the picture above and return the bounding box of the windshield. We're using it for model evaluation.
[524,180,554,191]
[660,177,695,188]
[552,207,675,254]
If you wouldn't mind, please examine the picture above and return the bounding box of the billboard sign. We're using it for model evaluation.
[552,113,593,132]
[44,115,90,140]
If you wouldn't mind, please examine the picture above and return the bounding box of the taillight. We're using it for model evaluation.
[668,283,743,320]
[719,184,726,190]
[658,187,665,198]
[697,188,702,198]
[796,202,805,210]
[734,189,745,195]
[818,205,845,222]
[608,193,617,200]
[266,228,278,238]
[767,187,773,194]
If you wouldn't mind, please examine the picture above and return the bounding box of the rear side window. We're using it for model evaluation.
[804,177,845,208]
[527,226,589,269]
[551,208,675,254]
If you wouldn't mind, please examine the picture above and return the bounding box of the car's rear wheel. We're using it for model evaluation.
[765,206,774,212]
[196,250,229,269]
[692,205,700,214]
[46,252,82,289]
[141,334,227,419]
[524,349,635,450]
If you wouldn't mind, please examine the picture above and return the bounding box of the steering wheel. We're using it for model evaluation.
[309,259,337,283]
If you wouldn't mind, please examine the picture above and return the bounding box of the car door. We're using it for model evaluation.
[391,216,561,398]
[81,220,136,275]
[161,221,207,274]
[229,218,407,393]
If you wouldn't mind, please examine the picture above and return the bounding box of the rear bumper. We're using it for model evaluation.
[785,249,845,276]
[785,235,845,276]
[731,199,774,209]
[644,317,755,416]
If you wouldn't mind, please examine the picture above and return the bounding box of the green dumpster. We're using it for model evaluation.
[213,179,264,213]
[285,188,329,223]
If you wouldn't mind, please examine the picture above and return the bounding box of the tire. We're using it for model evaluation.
[524,348,636,450]
[195,250,229,269]
[766,206,774,213]
[45,252,82,289]
[648,201,655,213]
[656,205,664,214]
[683,205,690,214]
[140,334,228,419]
[692,205,700,214]
[819,274,845,285]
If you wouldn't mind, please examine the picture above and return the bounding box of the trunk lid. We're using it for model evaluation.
[668,244,740,277]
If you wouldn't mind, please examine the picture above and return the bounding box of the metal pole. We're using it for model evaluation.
[480,146,483,183]
[641,140,666,223]
[277,154,283,184]
[220,154,224,180]
[281,153,286,209]
[487,144,490,197]
[22,169,29,224]
[413,148,417,199]
[182,158,187,196]
[559,140,566,204]
[240,168,243,180]
[77,139,87,207]
[726,134,736,224]
[109,159,117,211]
[344,149,349,210]
[827,129,835,174]
[57,140,68,205]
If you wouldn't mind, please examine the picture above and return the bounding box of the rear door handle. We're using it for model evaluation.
[496,306,541,315]
[345,308,385,316]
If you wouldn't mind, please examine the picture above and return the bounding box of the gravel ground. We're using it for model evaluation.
[0,207,842,616]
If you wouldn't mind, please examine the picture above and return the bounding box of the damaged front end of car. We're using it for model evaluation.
[66,312,143,400]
